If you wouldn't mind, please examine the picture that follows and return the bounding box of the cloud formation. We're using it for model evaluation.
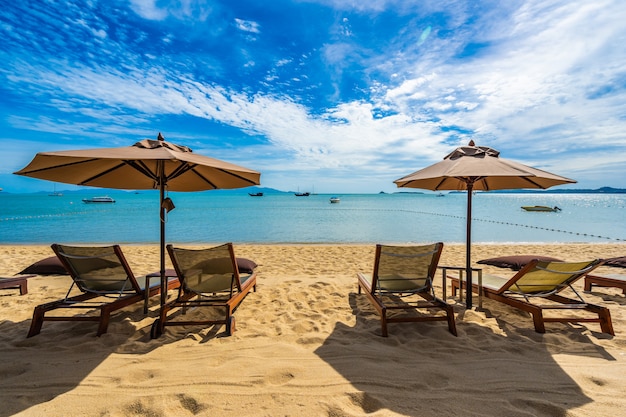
[1,0,626,192]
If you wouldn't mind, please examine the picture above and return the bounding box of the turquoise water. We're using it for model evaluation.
[0,191,625,244]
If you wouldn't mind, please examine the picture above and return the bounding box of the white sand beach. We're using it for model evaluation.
[1,243,625,416]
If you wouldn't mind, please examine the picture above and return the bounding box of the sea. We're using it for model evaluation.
[0,191,625,245]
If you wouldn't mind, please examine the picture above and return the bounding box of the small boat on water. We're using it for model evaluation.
[49,185,63,196]
[82,196,116,204]
[295,192,310,197]
[329,196,340,203]
[521,205,561,212]
[248,192,264,197]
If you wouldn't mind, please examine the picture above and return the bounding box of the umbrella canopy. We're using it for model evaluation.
[14,133,261,306]
[394,140,576,308]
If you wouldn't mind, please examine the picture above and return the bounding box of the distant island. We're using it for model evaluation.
[4,186,625,195]
[483,187,626,194]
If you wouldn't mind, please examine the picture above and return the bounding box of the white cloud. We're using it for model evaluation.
[4,0,626,192]
[129,0,168,21]
[234,18,261,34]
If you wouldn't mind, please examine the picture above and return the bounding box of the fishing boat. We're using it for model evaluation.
[248,192,264,197]
[521,205,561,212]
[329,196,340,203]
[82,196,116,203]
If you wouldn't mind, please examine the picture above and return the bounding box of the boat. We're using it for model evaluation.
[82,196,116,203]
[295,192,310,197]
[521,205,561,212]
[48,185,63,196]
[436,192,445,197]
[248,192,264,197]
[329,196,340,203]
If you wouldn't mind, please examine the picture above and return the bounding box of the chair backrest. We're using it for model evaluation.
[167,243,240,295]
[501,259,602,295]
[372,243,443,293]
[52,244,140,295]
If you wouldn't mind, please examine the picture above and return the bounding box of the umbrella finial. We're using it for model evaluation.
[468,140,475,146]
[157,132,165,141]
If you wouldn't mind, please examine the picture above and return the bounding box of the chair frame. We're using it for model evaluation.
[150,243,257,338]
[0,275,33,295]
[27,244,179,337]
[449,259,614,335]
[584,273,626,295]
[357,243,457,337]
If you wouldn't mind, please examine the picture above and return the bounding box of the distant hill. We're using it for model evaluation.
[485,187,626,194]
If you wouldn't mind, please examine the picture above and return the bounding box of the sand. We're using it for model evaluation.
[1,243,625,417]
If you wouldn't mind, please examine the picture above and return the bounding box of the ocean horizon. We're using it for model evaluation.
[1,191,625,245]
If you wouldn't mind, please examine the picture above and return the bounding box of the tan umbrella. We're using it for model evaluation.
[394,140,576,308]
[14,133,261,306]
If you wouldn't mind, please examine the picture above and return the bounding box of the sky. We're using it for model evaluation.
[1,0,626,194]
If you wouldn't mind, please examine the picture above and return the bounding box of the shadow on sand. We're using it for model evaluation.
[0,297,231,417]
[314,292,614,417]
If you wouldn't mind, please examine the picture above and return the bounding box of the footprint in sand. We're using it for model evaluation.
[267,370,297,385]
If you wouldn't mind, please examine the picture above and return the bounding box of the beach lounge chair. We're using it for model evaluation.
[449,259,614,335]
[585,274,626,295]
[357,243,457,337]
[27,244,179,337]
[150,243,257,338]
[0,275,34,295]
[584,256,626,295]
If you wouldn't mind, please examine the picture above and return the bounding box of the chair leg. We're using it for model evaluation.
[530,310,546,333]
[585,303,615,335]
[27,306,45,337]
[96,308,112,337]
[226,316,236,336]
[599,309,615,335]
[380,307,388,337]
[445,306,457,336]
[19,279,28,295]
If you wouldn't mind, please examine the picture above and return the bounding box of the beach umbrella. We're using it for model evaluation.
[394,140,575,308]
[14,133,261,306]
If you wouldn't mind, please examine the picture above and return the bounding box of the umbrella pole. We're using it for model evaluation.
[159,165,167,308]
[465,182,473,309]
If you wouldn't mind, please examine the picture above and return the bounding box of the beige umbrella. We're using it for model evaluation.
[394,140,576,308]
[14,133,261,306]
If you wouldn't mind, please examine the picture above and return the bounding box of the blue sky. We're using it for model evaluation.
[2,0,626,193]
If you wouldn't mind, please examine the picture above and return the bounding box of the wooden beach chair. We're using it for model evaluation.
[150,243,257,338]
[0,275,34,295]
[585,274,626,295]
[584,256,626,295]
[27,244,179,337]
[357,243,457,337]
[449,259,614,335]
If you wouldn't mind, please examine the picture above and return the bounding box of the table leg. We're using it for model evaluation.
[144,276,152,314]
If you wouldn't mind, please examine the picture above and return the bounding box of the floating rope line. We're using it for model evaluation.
[2,206,622,242]
[264,207,626,242]
[0,209,115,222]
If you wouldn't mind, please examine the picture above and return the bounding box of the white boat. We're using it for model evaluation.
[49,185,63,196]
[82,196,116,203]
[329,197,340,203]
